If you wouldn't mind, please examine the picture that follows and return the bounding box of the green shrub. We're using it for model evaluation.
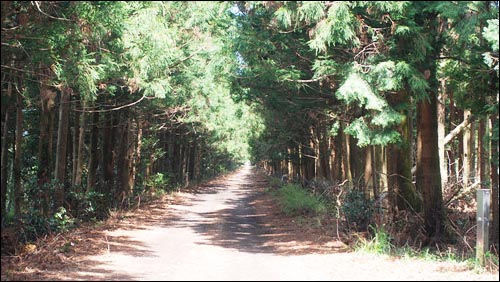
[275,184,327,216]
[341,189,374,231]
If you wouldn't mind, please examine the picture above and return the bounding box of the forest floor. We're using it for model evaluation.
[1,165,498,281]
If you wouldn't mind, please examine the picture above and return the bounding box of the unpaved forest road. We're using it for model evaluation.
[4,165,497,281]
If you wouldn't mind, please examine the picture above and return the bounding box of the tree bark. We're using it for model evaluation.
[54,87,71,209]
[14,88,23,218]
[462,109,473,188]
[438,79,447,188]
[74,100,86,187]
[417,94,444,241]
[476,118,487,188]
[490,114,499,246]
[86,111,99,192]
[1,110,10,216]
[364,146,373,199]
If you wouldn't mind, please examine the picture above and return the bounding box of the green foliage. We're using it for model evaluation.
[355,225,394,255]
[341,189,374,231]
[337,72,387,111]
[51,207,75,232]
[272,184,327,216]
[146,172,169,191]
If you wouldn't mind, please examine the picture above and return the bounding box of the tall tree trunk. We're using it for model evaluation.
[416,94,444,241]
[134,119,142,192]
[376,145,387,198]
[54,87,71,209]
[463,109,473,188]
[438,79,447,189]
[2,58,14,217]
[74,100,86,187]
[490,114,499,246]
[37,81,56,216]
[71,105,79,186]
[86,111,99,192]
[364,146,373,199]
[1,111,10,216]
[168,131,175,179]
[194,140,201,183]
[477,118,487,188]
[414,6,445,241]
[184,143,191,186]
[447,88,458,184]
[101,111,115,196]
[331,135,341,181]
[342,129,352,183]
[118,117,133,204]
[14,88,23,219]
[398,111,420,212]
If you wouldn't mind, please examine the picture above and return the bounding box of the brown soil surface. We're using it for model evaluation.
[1,165,498,281]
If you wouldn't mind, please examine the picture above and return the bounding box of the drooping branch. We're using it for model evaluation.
[74,95,149,113]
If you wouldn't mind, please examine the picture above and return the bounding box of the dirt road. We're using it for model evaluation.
[2,165,498,280]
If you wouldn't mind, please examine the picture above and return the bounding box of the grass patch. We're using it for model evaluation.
[354,225,393,255]
[271,183,327,216]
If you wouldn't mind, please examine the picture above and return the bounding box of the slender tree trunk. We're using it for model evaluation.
[14,88,23,219]
[342,128,352,183]
[364,147,373,199]
[448,89,458,184]
[2,58,14,217]
[1,111,9,216]
[476,118,487,188]
[377,145,387,198]
[194,140,201,183]
[134,119,142,192]
[168,131,175,179]
[54,87,71,209]
[331,135,340,181]
[74,100,86,187]
[86,111,99,192]
[184,143,191,186]
[71,105,79,186]
[438,79,447,189]
[463,109,473,188]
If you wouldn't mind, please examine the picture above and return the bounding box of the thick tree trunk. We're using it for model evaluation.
[37,83,56,215]
[490,114,499,246]
[397,111,420,212]
[101,112,114,194]
[54,87,71,209]
[416,95,444,241]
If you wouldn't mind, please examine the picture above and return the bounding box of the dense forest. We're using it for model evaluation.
[1,0,498,260]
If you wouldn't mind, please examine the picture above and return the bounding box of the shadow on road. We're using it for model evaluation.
[170,166,347,255]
